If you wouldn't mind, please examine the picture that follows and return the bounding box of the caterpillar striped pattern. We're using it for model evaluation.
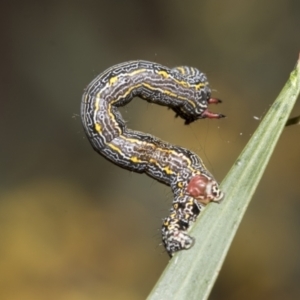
[81,60,225,256]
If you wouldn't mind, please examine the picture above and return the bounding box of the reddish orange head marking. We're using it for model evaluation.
[187,175,224,205]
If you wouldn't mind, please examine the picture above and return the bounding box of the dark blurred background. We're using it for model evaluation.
[1,0,300,299]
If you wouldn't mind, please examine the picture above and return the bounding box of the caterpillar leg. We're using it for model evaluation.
[162,215,195,256]
[162,196,202,256]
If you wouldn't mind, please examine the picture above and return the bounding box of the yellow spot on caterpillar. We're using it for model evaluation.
[163,165,173,175]
[109,76,118,85]
[149,158,157,165]
[157,70,169,78]
[131,156,142,163]
[195,82,206,90]
[170,212,176,219]
[176,67,186,75]
[95,123,101,133]
[177,182,183,188]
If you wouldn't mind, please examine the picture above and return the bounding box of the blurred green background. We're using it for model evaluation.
[1,0,300,299]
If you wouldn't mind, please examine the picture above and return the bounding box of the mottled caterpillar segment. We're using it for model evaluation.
[81,60,225,256]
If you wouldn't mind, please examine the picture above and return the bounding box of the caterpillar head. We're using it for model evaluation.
[186,174,224,205]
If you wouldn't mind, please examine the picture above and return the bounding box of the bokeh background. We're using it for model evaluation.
[1,0,300,299]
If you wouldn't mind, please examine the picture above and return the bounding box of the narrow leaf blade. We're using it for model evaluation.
[147,56,300,300]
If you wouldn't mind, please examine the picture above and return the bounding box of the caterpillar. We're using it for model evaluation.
[81,60,225,256]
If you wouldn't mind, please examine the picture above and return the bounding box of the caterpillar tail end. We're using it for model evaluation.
[162,228,195,257]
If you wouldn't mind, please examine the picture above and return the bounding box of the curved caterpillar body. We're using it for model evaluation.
[81,60,224,256]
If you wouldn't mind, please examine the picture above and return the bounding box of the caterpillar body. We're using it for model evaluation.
[81,60,224,256]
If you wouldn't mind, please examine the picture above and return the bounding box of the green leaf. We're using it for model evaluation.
[147,56,300,300]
